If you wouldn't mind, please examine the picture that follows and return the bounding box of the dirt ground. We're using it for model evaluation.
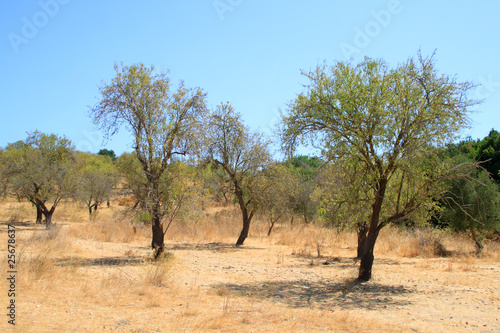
[0,208,499,332]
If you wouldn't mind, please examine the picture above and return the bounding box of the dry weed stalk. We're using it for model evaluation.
[143,253,174,286]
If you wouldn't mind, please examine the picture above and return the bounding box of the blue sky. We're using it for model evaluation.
[1,0,499,156]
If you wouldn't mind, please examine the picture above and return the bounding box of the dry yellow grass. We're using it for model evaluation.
[1,200,499,332]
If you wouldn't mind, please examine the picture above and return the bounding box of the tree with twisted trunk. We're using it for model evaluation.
[90,63,207,258]
[206,102,272,245]
[75,152,118,217]
[281,52,479,281]
[2,132,76,228]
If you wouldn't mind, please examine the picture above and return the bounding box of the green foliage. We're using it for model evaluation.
[257,163,299,233]
[90,63,207,227]
[138,212,151,224]
[282,155,322,223]
[206,102,273,244]
[74,152,118,214]
[116,152,206,224]
[2,131,77,224]
[473,129,500,182]
[440,155,500,248]
[206,103,273,210]
[97,149,117,161]
[445,129,500,182]
[116,152,147,208]
[162,161,208,225]
[313,161,371,230]
[280,51,478,280]
[198,163,233,204]
[283,155,321,180]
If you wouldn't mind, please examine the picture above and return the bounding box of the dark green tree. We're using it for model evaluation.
[97,148,117,161]
[474,129,500,182]
[441,155,500,253]
[282,155,322,224]
[446,129,500,183]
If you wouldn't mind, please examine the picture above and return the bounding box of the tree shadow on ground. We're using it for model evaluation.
[168,242,262,253]
[0,220,74,233]
[213,279,413,310]
[0,220,42,232]
[290,256,416,272]
[56,256,145,267]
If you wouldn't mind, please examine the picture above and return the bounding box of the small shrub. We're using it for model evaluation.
[415,230,449,257]
[138,212,151,225]
[144,253,174,286]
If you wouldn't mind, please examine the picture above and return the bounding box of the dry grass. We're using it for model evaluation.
[143,253,175,286]
[18,226,67,278]
[0,200,32,222]
[1,199,500,332]
[68,210,148,243]
[376,227,486,258]
[166,205,261,243]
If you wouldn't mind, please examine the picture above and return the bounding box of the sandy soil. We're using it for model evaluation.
[1,220,499,332]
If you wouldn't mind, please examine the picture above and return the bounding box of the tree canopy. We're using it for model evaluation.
[97,148,117,161]
[206,102,272,245]
[2,131,77,226]
[75,152,118,216]
[90,63,207,257]
[281,52,478,280]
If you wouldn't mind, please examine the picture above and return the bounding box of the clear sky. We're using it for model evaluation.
[1,0,499,156]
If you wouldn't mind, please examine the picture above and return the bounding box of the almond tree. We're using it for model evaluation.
[281,52,478,281]
[206,103,272,245]
[258,163,299,236]
[75,152,118,216]
[3,132,76,227]
[90,63,207,258]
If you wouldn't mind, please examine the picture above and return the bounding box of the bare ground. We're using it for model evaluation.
[1,205,499,332]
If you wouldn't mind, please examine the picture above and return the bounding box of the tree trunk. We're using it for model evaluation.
[358,230,379,281]
[357,178,387,281]
[152,221,164,259]
[43,206,55,229]
[267,219,276,236]
[234,184,253,246]
[469,223,483,255]
[356,225,368,259]
[151,202,164,259]
[36,204,43,224]
[236,217,251,245]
